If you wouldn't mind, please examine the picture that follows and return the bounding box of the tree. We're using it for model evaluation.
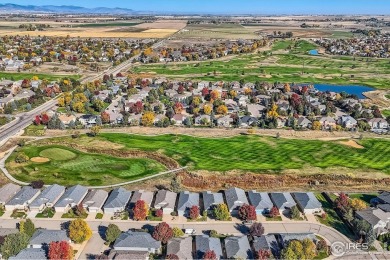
[281,240,304,260]
[203,250,217,260]
[290,205,301,219]
[101,112,110,124]
[152,222,173,244]
[172,227,184,237]
[19,218,35,237]
[213,203,230,221]
[216,105,228,115]
[155,209,163,217]
[210,90,220,100]
[238,204,257,221]
[89,126,101,137]
[133,200,148,221]
[335,192,349,212]
[267,104,279,118]
[166,254,179,260]
[269,206,279,218]
[69,219,92,243]
[302,238,317,259]
[15,152,29,163]
[105,224,121,244]
[203,104,212,115]
[141,111,155,126]
[34,115,41,125]
[0,233,29,259]
[312,120,321,130]
[256,249,271,260]
[173,102,184,114]
[350,198,367,211]
[93,99,105,112]
[48,241,74,260]
[249,222,265,237]
[189,205,199,220]
[132,101,144,114]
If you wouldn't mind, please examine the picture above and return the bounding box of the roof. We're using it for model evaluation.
[377,192,390,204]
[177,191,199,211]
[29,229,69,246]
[195,235,223,259]
[248,190,273,210]
[114,231,161,251]
[6,186,40,206]
[224,236,252,259]
[30,184,65,208]
[356,208,390,226]
[0,183,21,204]
[378,204,390,212]
[9,248,47,260]
[153,190,177,210]
[104,188,132,209]
[202,191,224,211]
[292,192,322,210]
[280,233,316,247]
[108,250,149,260]
[82,189,108,209]
[253,235,280,255]
[130,190,154,206]
[269,192,296,210]
[167,237,193,259]
[55,185,88,208]
[224,187,248,211]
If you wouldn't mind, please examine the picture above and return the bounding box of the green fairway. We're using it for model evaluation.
[98,134,390,173]
[7,145,166,186]
[0,72,80,81]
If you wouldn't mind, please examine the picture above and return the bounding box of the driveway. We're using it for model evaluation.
[79,233,108,260]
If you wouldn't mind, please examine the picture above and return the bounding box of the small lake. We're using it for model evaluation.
[314,84,374,99]
[309,49,319,55]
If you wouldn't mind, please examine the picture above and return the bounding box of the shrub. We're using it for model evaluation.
[189,205,200,220]
[172,227,184,238]
[15,152,29,163]
[209,230,218,238]
[155,209,163,218]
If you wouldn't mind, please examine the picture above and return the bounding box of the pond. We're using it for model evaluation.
[309,49,319,55]
[314,84,374,99]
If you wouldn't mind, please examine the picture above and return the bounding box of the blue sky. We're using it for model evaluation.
[2,0,390,14]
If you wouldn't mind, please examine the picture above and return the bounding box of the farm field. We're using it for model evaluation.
[6,145,166,186]
[133,39,390,89]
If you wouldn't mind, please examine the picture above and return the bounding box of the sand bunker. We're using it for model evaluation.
[339,140,364,149]
[30,157,50,163]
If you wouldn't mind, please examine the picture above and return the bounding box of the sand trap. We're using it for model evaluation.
[339,140,364,149]
[30,157,50,163]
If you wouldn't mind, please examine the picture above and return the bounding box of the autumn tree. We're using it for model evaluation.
[41,113,49,125]
[19,218,35,237]
[335,192,349,213]
[172,227,184,237]
[133,200,148,221]
[249,222,265,237]
[69,219,92,243]
[269,206,279,218]
[155,209,163,218]
[0,233,29,259]
[210,90,220,100]
[203,250,217,260]
[216,105,228,115]
[101,112,110,124]
[238,204,257,221]
[350,198,367,211]
[302,238,317,259]
[132,101,143,114]
[141,111,155,126]
[284,83,291,93]
[174,102,184,114]
[312,120,321,130]
[203,104,212,115]
[152,222,173,244]
[89,125,101,137]
[213,203,231,221]
[34,115,41,125]
[256,249,271,260]
[48,241,74,260]
[201,87,209,97]
[290,205,301,219]
[189,205,200,220]
[105,224,121,244]
[267,104,279,118]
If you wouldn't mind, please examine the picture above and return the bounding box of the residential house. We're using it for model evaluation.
[202,191,224,213]
[356,208,390,236]
[280,233,317,248]
[297,117,312,129]
[368,118,388,129]
[8,248,46,260]
[246,104,265,117]
[224,187,249,214]
[82,189,108,213]
[29,184,65,212]
[58,114,76,127]
[339,115,357,129]
[5,186,40,211]
[177,191,199,217]
[103,188,132,214]
[269,192,296,214]
[113,231,161,253]
[216,115,233,127]
[107,250,149,260]
[195,115,211,125]
[54,185,88,213]
[224,236,253,259]
[153,190,177,215]
[129,190,154,208]
[172,114,187,126]
[78,114,97,127]
[0,183,21,206]
[377,192,390,205]
[29,229,70,249]
[253,235,280,258]
[239,116,257,127]
[248,190,274,215]
[166,237,193,260]
[291,192,322,214]
[319,116,337,130]
[195,235,223,259]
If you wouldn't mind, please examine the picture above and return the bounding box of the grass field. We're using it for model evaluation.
[7,145,166,186]
[76,22,142,28]
[0,72,80,81]
[382,110,390,117]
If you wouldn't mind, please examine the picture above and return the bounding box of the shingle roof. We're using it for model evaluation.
[114,231,161,250]
[248,190,273,210]
[356,208,390,226]
[269,192,296,210]
[177,191,199,211]
[9,248,46,260]
[292,192,322,210]
[195,235,223,259]
[378,192,390,204]
[224,236,252,259]
[253,235,280,254]
[202,191,224,211]
[29,229,69,246]
[104,188,132,209]
[130,190,154,206]
[224,187,248,211]
[0,183,21,204]
[6,186,40,206]
[153,190,177,210]
[30,184,65,208]
[378,204,390,212]
[167,237,193,259]
[280,233,316,247]
[108,250,149,260]
[55,185,88,208]
[82,189,108,209]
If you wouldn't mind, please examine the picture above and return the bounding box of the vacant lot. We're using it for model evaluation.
[0,72,80,81]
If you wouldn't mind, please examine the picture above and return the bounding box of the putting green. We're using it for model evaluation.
[39,148,77,161]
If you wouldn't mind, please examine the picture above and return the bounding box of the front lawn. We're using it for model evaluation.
[24,124,46,136]
[348,193,378,205]
[35,207,55,218]
[11,211,27,219]
[265,216,282,221]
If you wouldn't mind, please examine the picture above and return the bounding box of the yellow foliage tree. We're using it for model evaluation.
[217,105,228,115]
[312,121,322,130]
[210,90,220,100]
[267,104,279,118]
[244,88,252,95]
[192,96,201,106]
[143,48,153,56]
[32,76,39,81]
[141,111,155,126]
[229,90,237,98]
[350,198,367,211]
[284,83,291,92]
[72,102,85,113]
[69,219,92,244]
[203,104,212,115]
[74,93,88,103]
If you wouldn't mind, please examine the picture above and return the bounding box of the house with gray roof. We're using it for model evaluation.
[253,235,280,258]
[202,191,224,213]
[177,191,199,217]
[166,237,193,259]
[29,184,65,212]
[280,233,317,248]
[0,183,21,206]
[248,190,274,215]
[129,190,154,208]
[103,188,132,214]
[9,248,46,260]
[292,192,322,214]
[113,231,161,253]
[195,235,223,259]
[108,250,149,260]
[269,192,296,214]
[224,187,248,214]
[153,190,177,215]
[29,229,70,249]
[377,192,390,205]
[5,186,40,211]
[356,208,390,235]
[224,236,252,259]
[54,185,88,213]
[82,189,108,213]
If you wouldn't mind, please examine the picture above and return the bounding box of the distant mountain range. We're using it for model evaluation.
[0,3,136,14]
